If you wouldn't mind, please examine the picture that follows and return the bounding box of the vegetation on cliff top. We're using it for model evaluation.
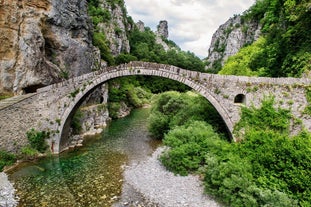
[220,0,311,77]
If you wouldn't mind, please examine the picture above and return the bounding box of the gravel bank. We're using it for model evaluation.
[115,147,221,207]
[0,172,18,207]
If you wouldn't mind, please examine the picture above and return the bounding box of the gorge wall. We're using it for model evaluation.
[205,15,261,73]
[0,0,172,95]
[96,1,131,56]
[0,0,101,94]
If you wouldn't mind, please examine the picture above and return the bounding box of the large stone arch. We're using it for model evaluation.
[53,63,234,153]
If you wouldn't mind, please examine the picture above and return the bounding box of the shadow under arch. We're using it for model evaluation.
[56,63,234,153]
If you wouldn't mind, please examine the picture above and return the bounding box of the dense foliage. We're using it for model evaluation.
[220,0,311,77]
[152,93,311,206]
[92,32,115,66]
[219,37,266,76]
[161,121,224,176]
[108,77,152,119]
[148,91,228,139]
[128,27,205,71]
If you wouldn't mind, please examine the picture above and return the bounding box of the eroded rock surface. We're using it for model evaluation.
[0,0,100,94]
[205,15,261,72]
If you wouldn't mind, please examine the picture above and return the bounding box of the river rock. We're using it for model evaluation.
[117,147,221,207]
[0,172,18,207]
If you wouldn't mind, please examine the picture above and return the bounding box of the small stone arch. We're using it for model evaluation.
[234,94,246,104]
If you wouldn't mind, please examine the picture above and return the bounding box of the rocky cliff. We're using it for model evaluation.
[96,1,132,56]
[0,0,101,94]
[205,15,261,73]
[155,20,170,51]
[137,20,171,51]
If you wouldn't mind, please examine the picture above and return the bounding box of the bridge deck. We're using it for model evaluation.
[0,93,35,110]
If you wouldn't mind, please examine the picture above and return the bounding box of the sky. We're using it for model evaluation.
[124,0,255,58]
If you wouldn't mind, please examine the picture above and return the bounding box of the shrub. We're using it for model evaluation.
[234,96,291,135]
[148,111,169,139]
[26,129,50,153]
[160,121,224,175]
[0,150,16,171]
[148,91,228,139]
[20,146,38,160]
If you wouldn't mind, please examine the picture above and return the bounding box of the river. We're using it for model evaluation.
[8,108,161,207]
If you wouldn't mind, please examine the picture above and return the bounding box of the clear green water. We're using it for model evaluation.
[8,108,160,207]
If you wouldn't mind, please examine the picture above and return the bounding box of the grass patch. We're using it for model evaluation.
[0,92,13,101]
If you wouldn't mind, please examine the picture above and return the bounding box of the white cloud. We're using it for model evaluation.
[125,0,255,58]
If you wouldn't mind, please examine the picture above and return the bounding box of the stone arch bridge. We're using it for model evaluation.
[0,61,310,153]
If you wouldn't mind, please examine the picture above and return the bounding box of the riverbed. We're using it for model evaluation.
[7,108,220,206]
[7,109,158,206]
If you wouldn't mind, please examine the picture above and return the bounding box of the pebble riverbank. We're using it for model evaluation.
[115,147,222,207]
[0,172,18,207]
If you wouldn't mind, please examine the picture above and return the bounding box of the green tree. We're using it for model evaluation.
[115,53,137,64]
[219,37,267,76]
[239,0,311,77]
[148,91,228,139]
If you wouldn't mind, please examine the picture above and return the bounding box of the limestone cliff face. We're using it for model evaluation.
[0,0,100,94]
[157,20,169,39]
[97,1,132,56]
[155,20,170,51]
[205,15,261,73]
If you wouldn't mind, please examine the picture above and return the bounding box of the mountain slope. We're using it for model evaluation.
[206,0,311,78]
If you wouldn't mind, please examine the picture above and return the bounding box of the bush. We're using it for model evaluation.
[237,129,311,205]
[20,146,38,160]
[26,129,50,153]
[234,97,291,135]
[148,91,228,139]
[148,111,170,139]
[160,121,224,175]
[0,150,16,171]
[232,97,311,205]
